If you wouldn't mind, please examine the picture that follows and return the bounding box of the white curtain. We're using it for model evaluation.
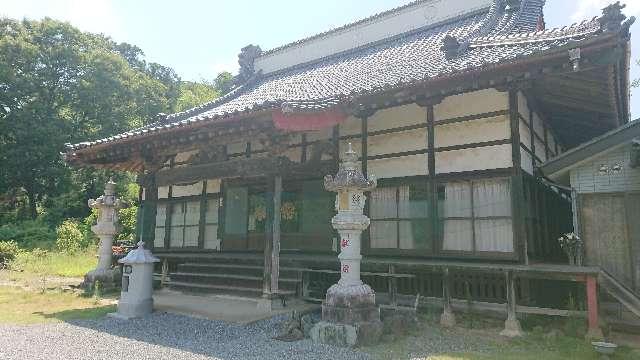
[183,201,200,247]
[473,179,513,252]
[442,182,473,251]
[370,187,397,219]
[370,187,398,248]
[154,204,167,248]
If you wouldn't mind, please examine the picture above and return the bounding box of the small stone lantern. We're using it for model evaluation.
[311,143,382,347]
[110,241,159,319]
[83,179,126,290]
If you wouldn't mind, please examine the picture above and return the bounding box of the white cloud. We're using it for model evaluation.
[0,0,124,40]
[570,0,640,22]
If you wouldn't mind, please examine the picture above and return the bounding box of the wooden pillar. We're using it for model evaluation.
[440,267,456,327]
[500,270,523,337]
[509,89,528,265]
[138,176,158,250]
[585,275,604,340]
[262,175,282,298]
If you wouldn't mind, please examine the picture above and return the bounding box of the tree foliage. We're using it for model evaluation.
[0,17,233,245]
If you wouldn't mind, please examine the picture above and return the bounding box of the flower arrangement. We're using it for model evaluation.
[280,201,297,221]
[253,205,267,222]
[558,232,584,266]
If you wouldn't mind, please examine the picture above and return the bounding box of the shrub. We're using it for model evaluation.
[0,241,20,267]
[56,220,86,253]
[0,220,56,249]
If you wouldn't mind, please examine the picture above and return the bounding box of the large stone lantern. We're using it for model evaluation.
[311,143,382,347]
[83,179,126,290]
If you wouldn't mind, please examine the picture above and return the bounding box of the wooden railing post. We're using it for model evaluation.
[440,267,456,327]
[585,275,604,340]
[500,270,524,337]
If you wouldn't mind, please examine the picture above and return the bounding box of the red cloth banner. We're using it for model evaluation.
[272,108,347,131]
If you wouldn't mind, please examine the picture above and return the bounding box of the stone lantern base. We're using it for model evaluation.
[82,267,120,290]
[311,283,382,347]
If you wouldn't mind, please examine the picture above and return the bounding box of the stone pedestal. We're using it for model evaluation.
[310,143,382,347]
[82,180,126,290]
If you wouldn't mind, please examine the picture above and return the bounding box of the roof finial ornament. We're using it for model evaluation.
[568,48,581,72]
[234,44,262,86]
[599,2,627,32]
[441,35,461,60]
[505,0,521,12]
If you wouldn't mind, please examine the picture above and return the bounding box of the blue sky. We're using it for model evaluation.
[2,0,640,117]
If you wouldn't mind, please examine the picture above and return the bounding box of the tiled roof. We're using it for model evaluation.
[67,0,615,152]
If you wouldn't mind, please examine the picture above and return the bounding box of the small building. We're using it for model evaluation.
[541,120,640,312]
[64,0,636,327]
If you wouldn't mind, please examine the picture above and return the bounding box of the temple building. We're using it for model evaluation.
[65,0,637,332]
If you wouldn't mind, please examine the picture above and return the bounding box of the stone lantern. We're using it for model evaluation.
[310,143,382,347]
[110,241,159,319]
[83,179,126,290]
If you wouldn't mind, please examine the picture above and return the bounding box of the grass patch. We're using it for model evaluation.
[0,286,115,324]
[364,312,640,360]
[10,248,97,278]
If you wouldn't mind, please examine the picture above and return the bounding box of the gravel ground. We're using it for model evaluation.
[0,312,369,360]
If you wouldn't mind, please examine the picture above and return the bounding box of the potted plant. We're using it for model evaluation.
[558,232,584,266]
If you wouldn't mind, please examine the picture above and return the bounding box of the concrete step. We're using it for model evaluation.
[166,281,296,298]
[176,262,301,279]
[170,272,299,292]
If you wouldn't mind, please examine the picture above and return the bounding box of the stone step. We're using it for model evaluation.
[166,281,296,298]
[177,262,301,279]
[171,272,300,292]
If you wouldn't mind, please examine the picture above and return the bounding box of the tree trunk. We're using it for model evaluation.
[26,190,37,219]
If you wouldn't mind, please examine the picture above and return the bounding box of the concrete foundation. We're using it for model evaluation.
[440,309,457,328]
[500,318,524,338]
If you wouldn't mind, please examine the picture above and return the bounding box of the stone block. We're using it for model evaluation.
[322,304,380,324]
[310,320,382,347]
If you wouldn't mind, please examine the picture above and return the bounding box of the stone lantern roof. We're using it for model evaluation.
[118,241,160,265]
[324,143,376,193]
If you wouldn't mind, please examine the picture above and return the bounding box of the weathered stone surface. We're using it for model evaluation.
[310,320,382,347]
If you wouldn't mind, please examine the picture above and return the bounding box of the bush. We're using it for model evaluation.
[0,220,56,249]
[0,241,21,267]
[56,220,87,253]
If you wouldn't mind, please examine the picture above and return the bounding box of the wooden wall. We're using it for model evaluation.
[570,143,640,194]
[579,193,639,293]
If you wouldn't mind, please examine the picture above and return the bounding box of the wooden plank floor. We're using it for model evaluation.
[154,251,600,281]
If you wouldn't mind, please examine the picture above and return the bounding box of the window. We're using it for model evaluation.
[169,201,200,248]
[439,178,513,253]
[203,198,220,250]
[154,203,167,248]
[369,183,430,250]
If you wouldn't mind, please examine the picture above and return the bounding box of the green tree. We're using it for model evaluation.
[214,71,234,95]
[0,18,172,219]
[176,81,219,112]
